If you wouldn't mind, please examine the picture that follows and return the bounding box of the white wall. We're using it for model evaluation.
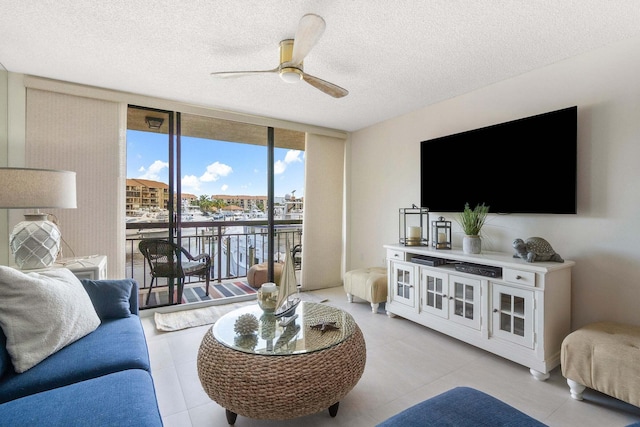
[348,36,640,330]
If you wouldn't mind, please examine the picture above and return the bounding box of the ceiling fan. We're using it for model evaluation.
[211,13,348,98]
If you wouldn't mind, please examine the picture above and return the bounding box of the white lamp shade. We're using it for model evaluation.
[0,168,76,209]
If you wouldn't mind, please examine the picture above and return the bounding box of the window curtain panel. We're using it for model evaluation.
[25,88,124,278]
[300,134,345,290]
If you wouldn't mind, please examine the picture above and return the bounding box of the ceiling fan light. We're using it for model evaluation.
[280,67,303,84]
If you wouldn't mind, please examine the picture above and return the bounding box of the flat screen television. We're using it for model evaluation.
[420,106,577,214]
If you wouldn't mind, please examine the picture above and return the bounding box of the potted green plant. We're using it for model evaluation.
[457,203,489,254]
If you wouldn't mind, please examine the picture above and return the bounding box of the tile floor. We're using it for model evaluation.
[142,286,640,427]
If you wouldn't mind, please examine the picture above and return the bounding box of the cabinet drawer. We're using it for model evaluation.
[387,249,405,262]
[503,269,536,287]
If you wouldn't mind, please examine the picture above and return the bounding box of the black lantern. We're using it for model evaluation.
[399,205,429,246]
[431,216,452,250]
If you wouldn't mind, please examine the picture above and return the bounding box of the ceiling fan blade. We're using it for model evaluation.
[290,14,326,66]
[301,72,348,98]
[211,68,278,78]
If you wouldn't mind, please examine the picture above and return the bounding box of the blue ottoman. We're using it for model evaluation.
[377,387,546,426]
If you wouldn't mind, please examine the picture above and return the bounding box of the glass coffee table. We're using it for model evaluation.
[197,301,366,424]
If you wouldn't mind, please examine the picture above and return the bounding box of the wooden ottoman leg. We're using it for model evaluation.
[225,409,238,425]
[328,402,339,417]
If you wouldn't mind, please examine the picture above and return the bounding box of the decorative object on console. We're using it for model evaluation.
[0,168,77,269]
[431,216,451,250]
[456,202,489,254]
[513,237,564,263]
[399,205,429,246]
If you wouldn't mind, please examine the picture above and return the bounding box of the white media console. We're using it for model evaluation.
[384,243,574,380]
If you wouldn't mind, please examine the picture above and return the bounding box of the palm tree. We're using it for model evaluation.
[197,194,214,213]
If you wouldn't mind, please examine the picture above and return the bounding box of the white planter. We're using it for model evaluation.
[463,235,482,254]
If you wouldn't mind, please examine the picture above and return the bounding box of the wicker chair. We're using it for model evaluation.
[139,239,211,305]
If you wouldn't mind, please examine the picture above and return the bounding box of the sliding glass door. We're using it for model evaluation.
[126,106,305,308]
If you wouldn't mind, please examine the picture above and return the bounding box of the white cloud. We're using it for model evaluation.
[221,184,229,192]
[274,150,303,175]
[274,160,286,175]
[284,150,302,164]
[138,160,168,180]
[201,161,233,182]
[182,174,200,191]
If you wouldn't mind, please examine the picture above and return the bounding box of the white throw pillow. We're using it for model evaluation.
[0,266,101,373]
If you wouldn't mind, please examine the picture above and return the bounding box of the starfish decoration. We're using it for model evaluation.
[310,321,340,334]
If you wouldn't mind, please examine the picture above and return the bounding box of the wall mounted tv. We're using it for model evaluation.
[420,106,577,214]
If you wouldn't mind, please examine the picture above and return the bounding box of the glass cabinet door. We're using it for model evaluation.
[391,262,416,308]
[449,275,481,330]
[420,268,449,318]
[491,283,534,348]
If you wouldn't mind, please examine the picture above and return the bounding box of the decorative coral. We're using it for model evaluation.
[234,313,259,336]
[234,333,258,351]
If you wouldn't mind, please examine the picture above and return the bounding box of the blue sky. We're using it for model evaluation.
[126,130,305,198]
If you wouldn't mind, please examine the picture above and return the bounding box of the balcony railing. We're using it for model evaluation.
[125,219,302,308]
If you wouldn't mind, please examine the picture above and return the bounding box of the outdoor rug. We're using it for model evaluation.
[141,280,257,307]
[154,300,256,332]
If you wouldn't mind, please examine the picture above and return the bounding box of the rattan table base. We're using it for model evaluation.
[197,324,366,423]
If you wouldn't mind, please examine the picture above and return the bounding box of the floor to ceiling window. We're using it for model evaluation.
[125,106,305,308]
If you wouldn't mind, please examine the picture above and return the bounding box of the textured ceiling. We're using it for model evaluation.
[2,1,640,132]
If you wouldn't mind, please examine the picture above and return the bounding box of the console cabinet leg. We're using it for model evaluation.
[529,368,550,381]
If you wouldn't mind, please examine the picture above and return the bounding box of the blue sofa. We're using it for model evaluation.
[0,278,163,426]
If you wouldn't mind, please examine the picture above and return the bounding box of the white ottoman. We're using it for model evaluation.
[344,267,388,313]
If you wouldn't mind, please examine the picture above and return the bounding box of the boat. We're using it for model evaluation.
[274,241,300,318]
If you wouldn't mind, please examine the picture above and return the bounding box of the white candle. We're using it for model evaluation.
[261,282,277,293]
[407,226,421,239]
[438,233,446,243]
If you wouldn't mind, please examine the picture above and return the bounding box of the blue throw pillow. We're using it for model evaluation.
[81,279,133,319]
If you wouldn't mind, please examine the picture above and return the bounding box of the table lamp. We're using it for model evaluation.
[0,167,77,269]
